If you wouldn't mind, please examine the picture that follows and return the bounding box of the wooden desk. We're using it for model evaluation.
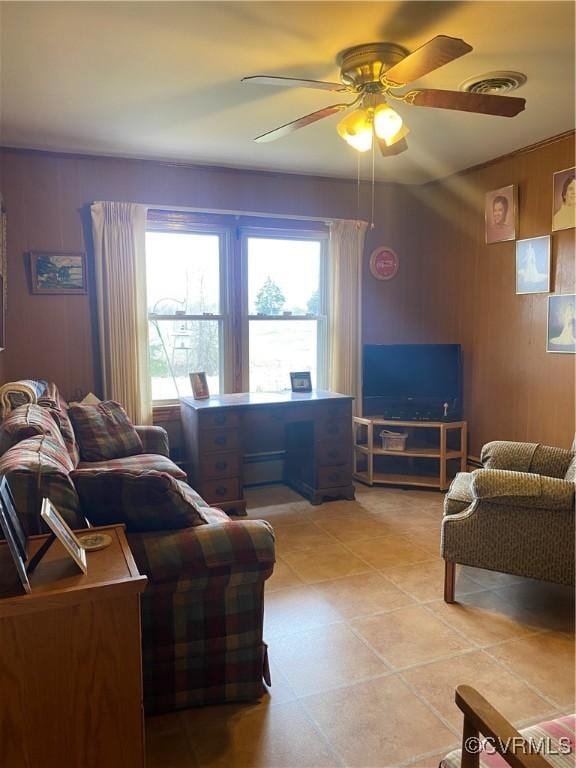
[0,525,147,768]
[180,391,355,514]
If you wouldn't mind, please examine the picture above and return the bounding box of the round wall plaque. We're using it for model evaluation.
[369,247,399,280]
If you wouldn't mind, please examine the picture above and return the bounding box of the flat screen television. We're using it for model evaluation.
[362,344,462,420]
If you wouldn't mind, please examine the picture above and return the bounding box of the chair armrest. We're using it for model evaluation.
[455,685,551,768]
[127,519,275,586]
[481,441,573,478]
[471,469,575,510]
[135,425,170,457]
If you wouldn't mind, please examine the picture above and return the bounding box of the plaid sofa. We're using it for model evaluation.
[442,440,575,598]
[0,380,275,713]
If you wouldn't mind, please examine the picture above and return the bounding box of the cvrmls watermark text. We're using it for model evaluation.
[465,736,573,756]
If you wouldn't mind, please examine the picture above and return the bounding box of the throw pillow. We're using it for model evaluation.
[68,401,143,461]
[71,470,209,532]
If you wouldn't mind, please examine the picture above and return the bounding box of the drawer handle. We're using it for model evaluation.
[215,485,228,496]
[215,435,227,446]
[328,472,341,483]
[327,422,339,435]
[215,460,228,471]
[215,414,226,426]
[328,449,338,459]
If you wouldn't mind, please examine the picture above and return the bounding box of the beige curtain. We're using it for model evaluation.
[328,219,368,416]
[91,202,152,424]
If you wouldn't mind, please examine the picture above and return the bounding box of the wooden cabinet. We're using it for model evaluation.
[181,391,355,512]
[353,417,467,491]
[0,525,147,768]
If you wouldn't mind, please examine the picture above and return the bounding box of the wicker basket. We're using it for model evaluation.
[380,430,408,451]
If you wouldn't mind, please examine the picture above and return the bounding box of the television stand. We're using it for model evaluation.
[353,417,467,491]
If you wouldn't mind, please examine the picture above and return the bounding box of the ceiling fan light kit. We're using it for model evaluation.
[242,35,527,157]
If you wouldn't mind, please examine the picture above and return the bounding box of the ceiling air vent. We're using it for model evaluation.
[459,71,527,95]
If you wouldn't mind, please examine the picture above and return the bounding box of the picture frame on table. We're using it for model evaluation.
[190,371,210,400]
[290,371,312,393]
[515,236,550,295]
[547,294,576,354]
[29,251,88,294]
[551,167,575,232]
[40,498,87,574]
[485,184,517,244]
[0,476,30,593]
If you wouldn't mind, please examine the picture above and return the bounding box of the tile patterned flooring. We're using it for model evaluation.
[146,484,575,768]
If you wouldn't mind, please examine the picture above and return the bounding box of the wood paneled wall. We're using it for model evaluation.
[413,133,575,454]
[2,137,574,455]
[0,148,422,399]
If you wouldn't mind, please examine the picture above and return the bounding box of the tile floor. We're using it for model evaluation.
[146,484,575,768]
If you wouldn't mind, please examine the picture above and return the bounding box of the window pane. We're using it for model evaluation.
[249,320,318,392]
[149,319,220,400]
[247,238,321,315]
[146,231,220,315]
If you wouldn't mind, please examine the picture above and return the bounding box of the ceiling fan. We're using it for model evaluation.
[242,35,526,156]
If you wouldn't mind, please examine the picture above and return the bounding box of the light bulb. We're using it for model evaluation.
[373,104,403,143]
[337,109,373,152]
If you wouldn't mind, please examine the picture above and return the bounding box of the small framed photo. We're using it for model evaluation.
[516,236,550,295]
[290,371,312,393]
[485,185,517,244]
[0,477,30,593]
[29,251,88,294]
[547,294,576,354]
[552,168,575,232]
[40,498,87,573]
[190,371,210,400]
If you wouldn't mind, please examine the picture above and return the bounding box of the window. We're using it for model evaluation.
[146,214,328,402]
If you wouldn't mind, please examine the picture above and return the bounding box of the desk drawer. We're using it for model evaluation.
[318,402,351,421]
[199,411,240,431]
[315,417,352,441]
[318,465,352,488]
[200,452,240,480]
[202,429,239,453]
[316,439,351,467]
[199,478,242,503]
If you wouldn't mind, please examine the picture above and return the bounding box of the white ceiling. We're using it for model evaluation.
[1,1,574,184]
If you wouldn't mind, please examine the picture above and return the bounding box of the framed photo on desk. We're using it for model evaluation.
[290,371,312,393]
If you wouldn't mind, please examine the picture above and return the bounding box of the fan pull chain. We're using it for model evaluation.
[356,152,361,223]
[370,133,376,230]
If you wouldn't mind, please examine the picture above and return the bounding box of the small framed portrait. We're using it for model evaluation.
[516,236,550,295]
[547,294,576,354]
[40,498,87,574]
[552,167,575,232]
[290,371,312,393]
[0,477,30,593]
[485,185,517,244]
[29,251,88,294]
[190,371,210,400]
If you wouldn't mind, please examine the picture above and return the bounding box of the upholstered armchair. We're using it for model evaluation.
[442,440,575,602]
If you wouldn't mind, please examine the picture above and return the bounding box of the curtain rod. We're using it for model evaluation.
[93,201,367,227]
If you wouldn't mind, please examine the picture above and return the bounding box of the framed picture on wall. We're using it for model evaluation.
[547,294,575,353]
[551,168,575,232]
[515,236,550,295]
[29,251,88,294]
[485,185,517,244]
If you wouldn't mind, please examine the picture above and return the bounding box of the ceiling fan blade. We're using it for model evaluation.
[378,136,409,157]
[254,102,354,143]
[406,88,526,116]
[383,35,472,86]
[242,75,349,93]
